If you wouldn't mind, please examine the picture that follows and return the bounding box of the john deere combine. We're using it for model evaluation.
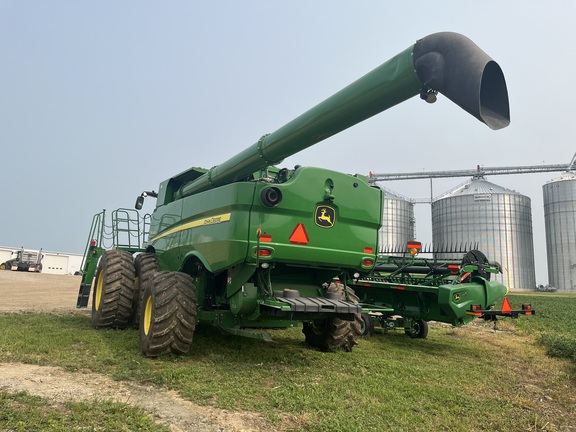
[77,32,526,356]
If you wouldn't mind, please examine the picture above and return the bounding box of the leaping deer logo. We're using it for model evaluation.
[315,206,335,228]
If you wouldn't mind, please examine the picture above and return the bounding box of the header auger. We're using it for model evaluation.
[77,32,517,356]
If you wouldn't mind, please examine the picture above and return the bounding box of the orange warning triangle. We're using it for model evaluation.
[289,223,309,245]
[501,297,512,314]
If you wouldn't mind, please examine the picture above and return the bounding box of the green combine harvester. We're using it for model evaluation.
[76,32,532,356]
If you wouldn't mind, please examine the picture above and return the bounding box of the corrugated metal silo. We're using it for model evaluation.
[379,187,415,254]
[543,172,576,292]
[432,176,535,290]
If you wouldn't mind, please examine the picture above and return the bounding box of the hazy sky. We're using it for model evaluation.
[1,1,574,284]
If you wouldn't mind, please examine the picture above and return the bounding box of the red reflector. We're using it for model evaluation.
[362,259,374,267]
[90,239,96,247]
[471,304,482,311]
[257,249,271,257]
[289,223,309,245]
[260,234,272,242]
[364,247,374,254]
[501,297,512,314]
[522,304,532,311]
[396,285,405,290]
[407,241,421,250]
[363,283,371,287]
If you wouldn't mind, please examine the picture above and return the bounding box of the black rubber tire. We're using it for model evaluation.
[302,283,362,352]
[132,253,161,328]
[139,271,197,357]
[461,250,491,281]
[0,263,7,270]
[360,313,375,336]
[405,319,429,339]
[91,250,136,329]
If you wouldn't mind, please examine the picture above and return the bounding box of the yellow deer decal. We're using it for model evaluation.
[318,209,332,225]
[315,206,335,227]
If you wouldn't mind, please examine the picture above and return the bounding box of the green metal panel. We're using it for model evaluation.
[248,167,381,271]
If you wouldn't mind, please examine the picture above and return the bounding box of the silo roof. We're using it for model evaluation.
[382,186,412,201]
[436,176,521,200]
[545,171,576,184]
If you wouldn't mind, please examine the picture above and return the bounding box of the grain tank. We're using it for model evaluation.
[543,171,576,292]
[78,32,510,356]
[432,175,536,290]
[379,188,415,254]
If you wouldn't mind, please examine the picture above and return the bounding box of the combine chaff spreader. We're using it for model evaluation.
[76,32,531,356]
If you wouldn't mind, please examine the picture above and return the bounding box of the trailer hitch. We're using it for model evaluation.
[467,297,535,321]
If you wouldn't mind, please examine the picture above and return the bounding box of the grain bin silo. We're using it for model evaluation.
[543,171,576,292]
[432,176,535,290]
[379,187,415,254]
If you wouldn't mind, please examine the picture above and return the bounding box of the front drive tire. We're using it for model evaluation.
[139,271,197,357]
[91,250,136,329]
[132,253,161,328]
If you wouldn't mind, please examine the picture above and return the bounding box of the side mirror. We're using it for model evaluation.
[135,195,144,210]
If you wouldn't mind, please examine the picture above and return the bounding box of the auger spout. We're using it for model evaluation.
[174,32,509,199]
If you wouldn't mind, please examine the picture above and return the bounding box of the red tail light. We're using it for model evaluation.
[448,264,459,274]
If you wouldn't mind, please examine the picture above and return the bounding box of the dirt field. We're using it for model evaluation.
[0,270,84,313]
[0,271,272,432]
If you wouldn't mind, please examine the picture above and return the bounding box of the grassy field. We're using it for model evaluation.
[1,293,575,431]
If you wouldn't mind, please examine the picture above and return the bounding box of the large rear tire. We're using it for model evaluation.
[139,271,197,357]
[91,250,136,329]
[132,253,161,328]
[302,283,362,352]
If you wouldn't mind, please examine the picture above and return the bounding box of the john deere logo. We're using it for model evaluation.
[453,293,461,302]
[315,206,335,228]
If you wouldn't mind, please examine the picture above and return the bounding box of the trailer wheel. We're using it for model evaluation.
[302,283,362,352]
[91,250,136,329]
[360,313,375,336]
[132,253,161,328]
[405,319,428,339]
[139,271,197,357]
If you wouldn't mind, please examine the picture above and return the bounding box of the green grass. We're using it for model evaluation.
[1,293,575,431]
[507,293,576,362]
[0,391,168,432]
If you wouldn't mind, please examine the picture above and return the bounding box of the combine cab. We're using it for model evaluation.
[77,32,518,355]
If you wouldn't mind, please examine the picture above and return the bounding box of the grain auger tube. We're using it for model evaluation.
[167,31,509,200]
